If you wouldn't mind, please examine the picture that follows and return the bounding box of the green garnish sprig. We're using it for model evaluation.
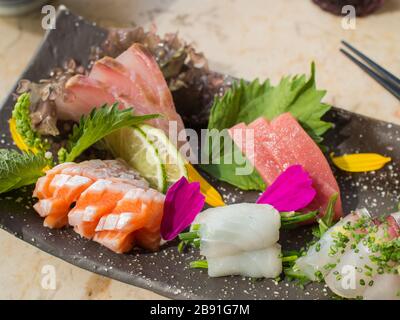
[313,193,338,238]
[281,210,319,228]
[58,104,159,162]
[12,93,49,152]
[190,260,208,269]
[178,224,201,253]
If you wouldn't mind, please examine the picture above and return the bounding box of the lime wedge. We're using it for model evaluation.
[104,127,167,192]
[139,124,188,187]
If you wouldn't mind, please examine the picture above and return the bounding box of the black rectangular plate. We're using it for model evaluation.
[0,7,399,300]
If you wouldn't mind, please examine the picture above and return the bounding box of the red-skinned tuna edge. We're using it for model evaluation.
[229,113,343,222]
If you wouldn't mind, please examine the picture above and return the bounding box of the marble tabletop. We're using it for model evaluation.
[0,0,399,299]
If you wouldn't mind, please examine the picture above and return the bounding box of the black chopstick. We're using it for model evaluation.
[341,40,400,87]
[340,41,400,101]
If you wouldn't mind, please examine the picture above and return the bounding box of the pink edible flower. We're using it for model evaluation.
[161,177,205,241]
[256,165,316,212]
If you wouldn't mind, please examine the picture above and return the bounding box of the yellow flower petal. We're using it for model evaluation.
[186,163,225,207]
[331,153,391,172]
[9,118,38,154]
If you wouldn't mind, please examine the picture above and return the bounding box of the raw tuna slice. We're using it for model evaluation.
[228,121,282,184]
[269,113,342,220]
[229,113,342,220]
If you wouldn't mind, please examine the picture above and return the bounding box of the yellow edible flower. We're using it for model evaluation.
[186,163,225,207]
[331,153,391,172]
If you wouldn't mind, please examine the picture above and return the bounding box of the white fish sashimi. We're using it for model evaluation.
[207,245,282,278]
[324,224,390,299]
[363,273,400,300]
[296,209,371,281]
[197,203,280,258]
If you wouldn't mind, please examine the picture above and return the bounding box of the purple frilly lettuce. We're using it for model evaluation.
[256,165,316,212]
[161,176,206,241]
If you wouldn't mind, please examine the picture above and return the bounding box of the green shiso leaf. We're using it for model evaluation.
[58,104,159,163]
[0,149,49,194]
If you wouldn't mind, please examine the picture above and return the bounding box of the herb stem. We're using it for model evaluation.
[178,231,200,241]
[282,255,298,263]
[190,260,208,269]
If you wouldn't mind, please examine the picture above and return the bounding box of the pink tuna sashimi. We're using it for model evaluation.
[269,113,342,220]
[229,120,283,185]
[55,75,123,121]
[229,114,342,221]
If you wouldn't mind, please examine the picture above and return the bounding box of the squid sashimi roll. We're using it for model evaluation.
[325,212,399,299]
[197,203,281,258]
[296,208,371,281]
[207,245,282,278]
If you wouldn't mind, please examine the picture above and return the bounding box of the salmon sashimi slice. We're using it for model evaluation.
[34,160,147,201]
[33,162,75,199]
[128,189,165,251]
[94,188,165,253]
[92,231,136,254]
[68,180,134,239]
[56,159,148,188]
[55,75,123,121]
[34,174,94,229]
[33,160,149,229]
[33,159,168,252]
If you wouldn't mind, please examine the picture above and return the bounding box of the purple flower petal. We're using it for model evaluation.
[161,176,206,241]
[256,165,316,212]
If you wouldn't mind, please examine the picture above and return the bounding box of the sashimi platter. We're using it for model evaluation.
[1,8,399,300]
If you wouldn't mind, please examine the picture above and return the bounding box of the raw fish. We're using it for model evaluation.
[296,208,371,281]
[363,273,400,300]
[229,114,342,221]
[325,213,399,299]
[55,44,185,143]
[207,245,282,278]
[197,203,281,258]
